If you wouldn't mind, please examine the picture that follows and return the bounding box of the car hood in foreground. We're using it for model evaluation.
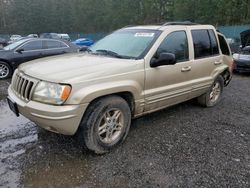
[18,53,141,83]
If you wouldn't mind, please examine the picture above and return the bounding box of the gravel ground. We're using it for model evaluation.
[0,74,249,188]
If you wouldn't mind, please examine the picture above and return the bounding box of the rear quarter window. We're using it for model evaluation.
[218,34,231,56]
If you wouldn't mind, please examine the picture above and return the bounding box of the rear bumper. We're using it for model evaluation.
[8,86,88,135]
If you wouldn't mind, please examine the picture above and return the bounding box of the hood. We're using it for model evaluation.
[19,53,140,83]
[240,29,250,48]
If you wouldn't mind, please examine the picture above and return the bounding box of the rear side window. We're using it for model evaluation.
[191,29,219,59]
[192,30,211,58]
[22,41,43,51]
[46,41,67,49]
[60,42,68,48]
[218,35,230,55]
[157,31,189,62]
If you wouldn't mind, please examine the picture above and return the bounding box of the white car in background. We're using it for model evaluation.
[9,35,22,43]
[58,33,71,41]
[27,34,38,38]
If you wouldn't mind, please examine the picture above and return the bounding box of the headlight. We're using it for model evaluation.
[233,53,239,60]
[32,81,71,105]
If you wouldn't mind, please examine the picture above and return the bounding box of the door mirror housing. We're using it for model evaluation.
[16,48,24,54]
[150,52,176,68]
[78,46,89,52]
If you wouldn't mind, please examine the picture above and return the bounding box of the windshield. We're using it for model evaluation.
[89,29,161,59]
[3,39,27,50]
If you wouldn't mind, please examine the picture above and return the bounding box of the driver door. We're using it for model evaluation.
[14,40,44,65]
[144,30,193,112]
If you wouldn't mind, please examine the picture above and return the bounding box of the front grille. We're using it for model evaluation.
[12,72,37,101]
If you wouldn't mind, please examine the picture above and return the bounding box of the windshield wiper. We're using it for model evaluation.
[95,49,133,59]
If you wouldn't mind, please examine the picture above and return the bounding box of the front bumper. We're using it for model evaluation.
[8,86,88,135]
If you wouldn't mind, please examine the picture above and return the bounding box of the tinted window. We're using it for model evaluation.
[208,30,219,55]
[22,41,43,51]
[157,31,189,62]
[46,41,65,49]
[218,34,230,55]
[60,42,68,48]
[192,30,211,58]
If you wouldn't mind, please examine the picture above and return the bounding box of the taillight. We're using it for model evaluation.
[229,59,235,73]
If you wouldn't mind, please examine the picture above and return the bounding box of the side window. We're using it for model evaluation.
[208,30,219,55]
[46,41,62,49]
[218,34,230,55]
[157,31,189,62]
[191,30,211,58]
[60,42,68,48]
[22,41,43,51]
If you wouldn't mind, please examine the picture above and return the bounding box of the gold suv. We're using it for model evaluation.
[8,22,233,154]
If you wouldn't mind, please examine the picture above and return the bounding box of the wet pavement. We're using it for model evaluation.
[0,74,250,188]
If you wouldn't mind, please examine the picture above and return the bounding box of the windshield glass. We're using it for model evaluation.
[3,39,27,50]
[89,29,161,59]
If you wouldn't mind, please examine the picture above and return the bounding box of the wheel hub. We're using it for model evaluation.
[0,64,9,78]
[98,109,124,144]
[210,82,221,103]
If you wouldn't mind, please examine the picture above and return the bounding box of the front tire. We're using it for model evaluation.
[0,61,12,79]
[197,75,224,107]
[77,96,131,154]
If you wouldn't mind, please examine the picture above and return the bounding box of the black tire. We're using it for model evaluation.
[0,61,12,79]
[197,75,224,107]
[77,95,131,154]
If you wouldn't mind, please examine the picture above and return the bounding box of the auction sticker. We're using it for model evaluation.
[134,33,155,37]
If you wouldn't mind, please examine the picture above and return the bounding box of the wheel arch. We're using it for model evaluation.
[0,59,13,68]
[220,68,232,86]
[211,66,232,87]
[85,91,135,116]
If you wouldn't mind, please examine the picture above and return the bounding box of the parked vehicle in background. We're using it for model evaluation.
[226,37,241,53]
[0,38,79,79]
[7,22,233,154]
[9,35,22,44]
[27,34,38,38]
[40,33,60,39]
[232,29,250,73]
[72,38,94,46]
[0,38,8,48]
[58,34,71,41]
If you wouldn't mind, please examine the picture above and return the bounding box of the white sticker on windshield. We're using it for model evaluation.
[134,33,155,37]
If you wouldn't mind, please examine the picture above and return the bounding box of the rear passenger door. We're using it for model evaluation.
[189,29,222,98]
[43,40,69,57]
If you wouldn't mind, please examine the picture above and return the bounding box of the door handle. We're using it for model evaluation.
[214,61,222,65]
[181,66,191,72]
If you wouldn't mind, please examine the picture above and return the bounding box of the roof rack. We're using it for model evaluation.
[162,21,199,26]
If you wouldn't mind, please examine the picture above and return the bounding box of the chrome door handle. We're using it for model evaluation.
[214,61,222,65]
[181,66,191,72]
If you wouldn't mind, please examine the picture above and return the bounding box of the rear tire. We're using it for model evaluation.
[77,96,131,154]
[197,75,224,107]
[0,61,12,79]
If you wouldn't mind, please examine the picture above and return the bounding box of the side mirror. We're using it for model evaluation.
[16,48,24,54]
[150,52,176,68]
[78,46,89,52]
